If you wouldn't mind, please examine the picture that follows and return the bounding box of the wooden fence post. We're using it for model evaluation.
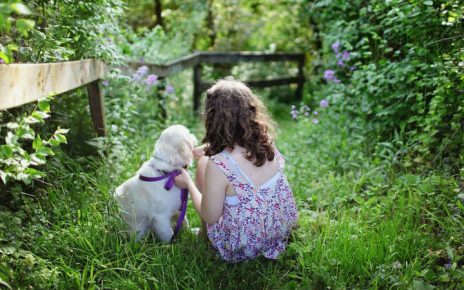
[193,64,202,113]
[86,80,106,137]
[295,55,306,101]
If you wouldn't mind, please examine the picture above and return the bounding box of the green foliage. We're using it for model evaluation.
[125,26,194,63]
[280,111,463,288]
[1,0,463,288]
[0,1,34,63]
[201,0,311,51]
[0,0,124,63]
[306,0,464,169]
[0,96,68,184]
[1,107,463,288]
[0,0,126,186]
[96,67,176,177]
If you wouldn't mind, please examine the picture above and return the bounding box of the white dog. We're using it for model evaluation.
[115,125,197,242]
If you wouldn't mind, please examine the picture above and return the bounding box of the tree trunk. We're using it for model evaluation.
[154,0,163,28]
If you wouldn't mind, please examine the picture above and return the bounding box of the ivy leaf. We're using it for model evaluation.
[48,138,61,147]
[0,171,11,185]
[54,133,67,144]
[5,132,17,145]
[24,116,41,124]
[423,1,433,6]
[30,153,47,165]
[32,111,50,121]
[24,168,45,179]
[32,136,43,150]
[36,146,54,156]
[38,100,51,112]
[16,172,32,185]
[16,125,35,140]
[56,128,70,134]
[6,122,18,129]
[0,145,13,159]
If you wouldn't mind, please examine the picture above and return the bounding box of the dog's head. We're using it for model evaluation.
[153,125,198,172]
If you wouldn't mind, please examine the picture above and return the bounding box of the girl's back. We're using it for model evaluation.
[206,146,298,262]
[174,79,299,262]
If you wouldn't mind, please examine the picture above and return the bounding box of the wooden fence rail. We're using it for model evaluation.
[0,59,107,136]
[128,51,306,112]
[1,51,305,136]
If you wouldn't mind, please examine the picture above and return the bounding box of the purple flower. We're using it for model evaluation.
[350,66,357,71]
[313,111,319,116]
[291,111,298,119]
[132,65,149,81]
[312,118,319,124]
[137,65,149,75]
[337,60,345,67]
[102,80,109,87]
[320,99,329,108]
[444,263,452,269]
[332,41,341,53]
[324,70,336,81]
[165,84,174,94]
[342,50,350,60]
[145,74,158,86]
[290,105,299,120]
[324,70,341,83]
[0,59,5,64]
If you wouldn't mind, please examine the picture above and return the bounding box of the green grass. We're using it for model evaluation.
[1,104,463,289]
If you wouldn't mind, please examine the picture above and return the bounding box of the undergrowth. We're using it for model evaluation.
[0,99,463,289]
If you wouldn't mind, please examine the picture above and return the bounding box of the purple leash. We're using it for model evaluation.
[139,170,188,239]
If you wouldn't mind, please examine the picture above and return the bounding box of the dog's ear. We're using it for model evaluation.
[175,138,195,166]
[190,133,198,147]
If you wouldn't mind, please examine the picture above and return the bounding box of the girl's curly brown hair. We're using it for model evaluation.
[202,79,275,166]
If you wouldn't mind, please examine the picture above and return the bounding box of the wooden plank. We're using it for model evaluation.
[0,59,106,110]
[200,76,303,92]
[126,52,201,77]
[199,51,305,64]
[86,81,106,137]
[125,51,305,77]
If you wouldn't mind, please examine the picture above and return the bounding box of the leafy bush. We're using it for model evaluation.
[0,0,124,64]
[1,0,125,186]
[305,0,464,169]
[0,96,68,184]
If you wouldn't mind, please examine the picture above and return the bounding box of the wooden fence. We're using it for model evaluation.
[0,59,107,136]
[0,51,305,136]
[128,51,306,112]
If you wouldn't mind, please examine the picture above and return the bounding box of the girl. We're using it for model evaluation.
[174,79,298,262]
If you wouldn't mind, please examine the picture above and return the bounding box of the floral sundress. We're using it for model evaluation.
[206,147,298,262]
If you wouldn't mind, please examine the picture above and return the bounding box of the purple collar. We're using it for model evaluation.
[139,170,188,240]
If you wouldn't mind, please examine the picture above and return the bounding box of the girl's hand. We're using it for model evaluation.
[193,145,206,160]
[174,169,193,189]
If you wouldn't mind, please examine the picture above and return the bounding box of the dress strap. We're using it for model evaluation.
[221,151,256,186]
[274,145,285,171]
[209,153,244,189]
